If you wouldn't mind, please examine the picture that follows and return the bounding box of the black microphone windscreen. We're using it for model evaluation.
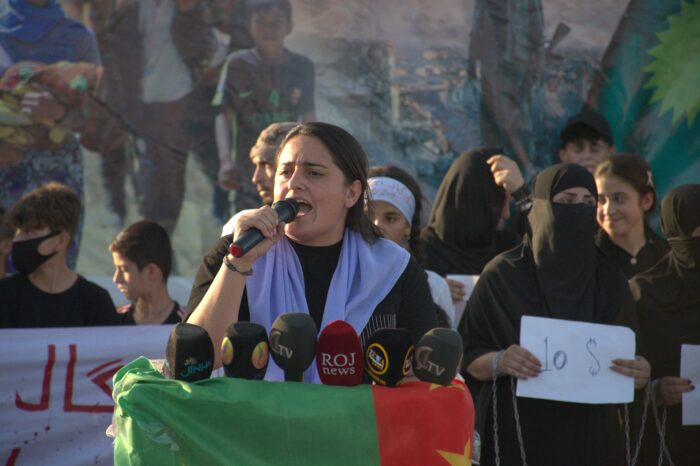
[269,312,317,382]
[412,328,463,386]
[364,328,413,387]
[221,322,269,380]
[165,323,214,382]
[316,320,363,386]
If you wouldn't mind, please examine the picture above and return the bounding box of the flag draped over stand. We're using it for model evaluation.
[112,357,474,466]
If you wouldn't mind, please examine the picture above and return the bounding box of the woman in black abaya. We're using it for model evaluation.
[460,163,650,466]
[630,184,700,466]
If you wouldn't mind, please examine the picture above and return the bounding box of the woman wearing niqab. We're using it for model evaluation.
[461,163,650,466]
[630,184,700,466]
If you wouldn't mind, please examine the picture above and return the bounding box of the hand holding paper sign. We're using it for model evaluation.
[656,376,694,406]
[610,355,650,390]
[496,344,542,380]
[517,316,637,404]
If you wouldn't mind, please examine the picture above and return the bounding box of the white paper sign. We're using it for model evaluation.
[445,274,479,328]
[681,344,700,425]
[516,316,636,404]
[0,326,173,466]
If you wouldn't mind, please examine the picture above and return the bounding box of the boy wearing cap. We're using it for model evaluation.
[0,183,119,328]
[213,0,315,212]
[559,108,616,173]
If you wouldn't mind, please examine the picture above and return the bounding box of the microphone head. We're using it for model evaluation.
[164,323,214,382]
[316,320,364,386]
[269,312,317,382]
[412,328,463,386]
[221,322,270,380]
[364,328,414,387]
[274,198,299,223]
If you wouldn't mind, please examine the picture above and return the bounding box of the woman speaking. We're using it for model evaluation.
[185,123,437,382]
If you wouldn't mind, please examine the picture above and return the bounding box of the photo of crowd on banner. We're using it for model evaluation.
[0,0,699,465]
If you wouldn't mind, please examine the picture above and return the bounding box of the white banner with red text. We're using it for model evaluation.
[0,326,173,466]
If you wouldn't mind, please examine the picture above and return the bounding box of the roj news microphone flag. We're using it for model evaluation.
[229,199,299,257]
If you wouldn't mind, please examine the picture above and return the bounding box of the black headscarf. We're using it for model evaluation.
[629,187,700,465]
[528,163,600,320]
[420,147,519,276]
[459,164,635,465]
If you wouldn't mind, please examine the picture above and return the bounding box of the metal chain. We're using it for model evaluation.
[650,386,675,466]
[491,350,528,466]
[624,381,652,466]
[510,376,529,466]
[492,350,505,466]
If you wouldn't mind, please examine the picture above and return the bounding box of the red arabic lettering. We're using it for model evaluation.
[15,345,55,411]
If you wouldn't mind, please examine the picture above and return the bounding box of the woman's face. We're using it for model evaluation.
[551,187,596,206]
[368,200,411,246]
[596,175,651,238]
[274,135,361,246]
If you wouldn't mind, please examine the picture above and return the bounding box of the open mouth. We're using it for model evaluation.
[290,198,312,215]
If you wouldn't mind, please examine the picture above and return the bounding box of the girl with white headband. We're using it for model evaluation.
[368,165,454,327]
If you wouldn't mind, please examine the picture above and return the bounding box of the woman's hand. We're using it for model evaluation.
[447,278,466,303]
[655,376,694,406]
[611,355,650,390]
[497,344,542,380]
[229,206,285,271]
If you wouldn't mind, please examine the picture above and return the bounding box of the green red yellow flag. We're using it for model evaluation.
[112,357,474,465]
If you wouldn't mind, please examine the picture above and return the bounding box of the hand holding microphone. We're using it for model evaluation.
[228,199,299,263]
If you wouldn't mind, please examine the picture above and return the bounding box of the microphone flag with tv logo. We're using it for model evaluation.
[316,320,364,386]
[221,322,269,380]
[269,312,317,382]
[412,328,463,386]
[364,328,413,387]
[164,323,214,382]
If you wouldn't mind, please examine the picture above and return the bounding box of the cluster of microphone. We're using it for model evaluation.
[164,314,463,388]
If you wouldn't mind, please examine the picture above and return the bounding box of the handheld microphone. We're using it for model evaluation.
[164,323,214,382]
[316,320,364,386]
[412,328,463,386]
[364,328,414,387]
[221,322,269,380]
[269,312,317,382]
[229,199,299,257]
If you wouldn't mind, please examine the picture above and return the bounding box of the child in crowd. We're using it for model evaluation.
[595,154,669,278]
[0,183,119,328]
[109,220,185,325]
[368,165,453,327]
[213,0,315,211]
[559,107,616,173]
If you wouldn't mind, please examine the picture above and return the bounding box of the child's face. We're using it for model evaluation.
[596,175,651,239]
[248,8,292,56]
[112,252,148,302]
[559,138,615,173]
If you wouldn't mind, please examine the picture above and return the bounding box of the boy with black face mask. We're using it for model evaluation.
[0,183,121,328]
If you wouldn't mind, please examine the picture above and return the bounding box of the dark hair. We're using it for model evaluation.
[560,124,613,149]
[245,0,292,23]
[109,220,172,281]
[594,154,657,222]
[368,165,425,262]
[6,182,80,239]
[277,122,381,243]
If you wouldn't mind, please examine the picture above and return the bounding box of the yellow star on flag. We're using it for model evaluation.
[437,439,471,466]
[428,381,466,392]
